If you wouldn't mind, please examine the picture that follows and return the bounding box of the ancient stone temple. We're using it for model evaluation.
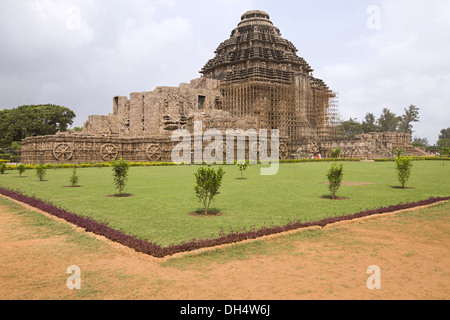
[20,10,422,164]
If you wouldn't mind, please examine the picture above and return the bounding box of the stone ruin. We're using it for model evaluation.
[20,10,425,164]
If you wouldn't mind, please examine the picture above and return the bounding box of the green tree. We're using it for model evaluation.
[426,145,440,153]
[326,162,344,199]
[0,162,6,174]
[331,147,342,159]
[395,156,413,188]
[412,137,429,148]
[236,160,249,178]
[17,163,26,177]
[361,113,379,133]
[437,138,450,148]
[398,105,420,134]
[338,118,363,138]
[70,165,80,187]
[194,166,225,215]
[111,158,129,195]
[377,108,400,132]
[437,128,450,148]
[440,147,450,166]
[393,147,405,157]
[36,164,47,181]
[441,147,450,156]
[0,104,76,147]
[439,128,450,140]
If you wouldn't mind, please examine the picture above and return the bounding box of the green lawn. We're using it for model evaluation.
[0,161,448,246]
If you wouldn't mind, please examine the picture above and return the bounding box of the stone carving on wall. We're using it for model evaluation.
[53,143,73,161]
[146,144,162,161]
[100,144,118,161]
[279,143,288,159]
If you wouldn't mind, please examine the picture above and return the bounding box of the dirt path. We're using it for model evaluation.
[0,195,449,300]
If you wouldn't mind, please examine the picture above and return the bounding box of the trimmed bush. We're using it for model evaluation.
[194,166,225,215]
[326,162,344,199]
[69,165,80,187]
[394,147,406,157]
[331,147,342,159]
[17,163,26,177]
[0,162,6,174]
[395,156,413,188]
[111,158,129,195]
[36,164,47,181]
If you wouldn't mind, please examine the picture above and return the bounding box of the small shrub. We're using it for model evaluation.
[0,162,6,174]
[326,162,344,199]
[194,166,225,215]
[393,147,405,157]
[111,158,129,195]
[236,160,249,178]
[395,156,413,188]
[70,165,80,187]
[17,163,26,177]
[36,164,47,181]
[331,147,342,159]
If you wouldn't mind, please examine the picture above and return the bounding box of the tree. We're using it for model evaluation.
[0,104,76,147]
[338,118,363,138]
[393,147,405,157]
[398,105,420,134]
[111,158,129,195]
[0,162,5,175]
[437,138,450,148]
[36,164,47,181]
[70,165,80,187]
[439,128,450,140]
[326,162,344,199]
[361,113,379,133]
[426,145,440,153]
[17,163,26,177]
[194,166,225,215]
[441,147,450,166]
[236,160,249,178]
[395,156,413,188]
[377,108,400,132]
[437,127,450,148]
[331,147,342,159]
[412,137,429,148]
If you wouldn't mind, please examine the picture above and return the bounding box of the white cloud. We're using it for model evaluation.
[319,0,450,143]
[0,0,447,143]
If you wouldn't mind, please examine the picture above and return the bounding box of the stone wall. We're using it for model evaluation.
[314,132,425,160]
[20,131,289,164]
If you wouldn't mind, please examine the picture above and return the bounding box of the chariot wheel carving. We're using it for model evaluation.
[100,144,118,161]
[146,144,162,161]
[279,143,288,160]
[250,142,262,160]
[53,143,73,161]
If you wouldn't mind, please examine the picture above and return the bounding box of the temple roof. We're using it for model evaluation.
[200,10,314,79]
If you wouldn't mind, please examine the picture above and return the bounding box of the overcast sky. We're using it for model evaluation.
[1,0,449,144]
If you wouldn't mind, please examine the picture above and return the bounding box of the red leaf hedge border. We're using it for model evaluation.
[1,186,449,258]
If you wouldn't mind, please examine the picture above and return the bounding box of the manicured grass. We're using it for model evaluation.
[0,161,448,246]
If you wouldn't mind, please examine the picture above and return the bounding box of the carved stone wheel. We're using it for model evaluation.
[100,144,118,161]
[208,141,224,161]
[146,144,162,161]
[279,143,288,160]
[250,142,262,159]
[53,143,73,161]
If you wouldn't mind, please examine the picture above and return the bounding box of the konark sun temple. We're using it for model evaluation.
[20,10,424,164]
